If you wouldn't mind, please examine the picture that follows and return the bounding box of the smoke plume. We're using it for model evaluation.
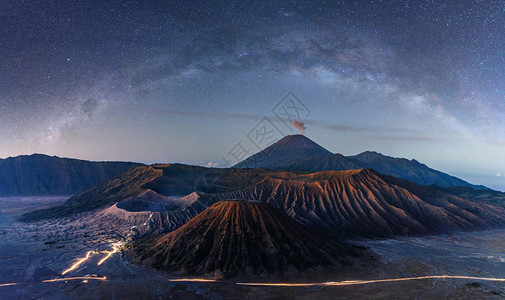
[293,121,306,135]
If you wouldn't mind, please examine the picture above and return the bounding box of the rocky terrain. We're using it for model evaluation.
[127,201,366,278]
[91,191,205,238]
[219,169,505,237]
[3,196,505,299]
[22,163,505,239]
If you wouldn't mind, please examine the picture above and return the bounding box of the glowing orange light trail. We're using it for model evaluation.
[0,282,18,287]
[42,276,107,283]
[61,250,96,275]
[97,243,122,266]
[169,278,217,283]
[236,275,505,287]
[3,274,505,289]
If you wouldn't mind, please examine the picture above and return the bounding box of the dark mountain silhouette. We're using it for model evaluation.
[0,154,143,196]
[233,134,332,169]
[219,169,505,237]
[127,201,364,278]
[234,135,486,189]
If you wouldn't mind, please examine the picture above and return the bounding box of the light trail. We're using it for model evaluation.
[169,278,217,283]
[3,274,505,289]
[61,250,96,275]
[236,275,505,287]
[0,276,107,288]
[97,242,122,266]
[0,282,19,287]
[61,242,123,276]
[6,235,505,290]
[42,276,107,283]
[237,282,320,287]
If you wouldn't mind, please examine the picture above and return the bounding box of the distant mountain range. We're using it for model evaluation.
[9,138,505,280]
[22,164,505,238]
[127,201,365,278]
[2,136,488,199]
[234,134,487,189]
[0,154,143,196]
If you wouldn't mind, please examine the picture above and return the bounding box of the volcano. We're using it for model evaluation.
[234,135,485,189]
[233,134,332,169]
[23,164,505,239]
[218,169,505,237]
[127,201,364,278]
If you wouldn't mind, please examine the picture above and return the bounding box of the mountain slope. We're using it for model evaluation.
[285,153,362,171]
[127,201,363,278]
[431,186,505,208]
[19,165,162,221]
[19,164,275,222]
[21,163,505,239]
[234,135,484,189]
[233,134,332,169]
[286,151,483,189]
[218,169,505,237]
[349,151,485,188]
[0,154,143,196]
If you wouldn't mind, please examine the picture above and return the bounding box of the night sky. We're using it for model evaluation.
[1,1,505,190]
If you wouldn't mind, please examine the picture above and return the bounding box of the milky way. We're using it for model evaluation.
[1,1,505,189]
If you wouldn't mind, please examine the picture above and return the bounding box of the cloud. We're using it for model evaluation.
[365,135,436,142]
[152,109,361,134]
[292,121,306,134]
[152,108,448,143]
[205,161,220,168]
[152,109,265,121]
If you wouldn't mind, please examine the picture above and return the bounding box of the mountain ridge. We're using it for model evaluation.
[0,154,143,196]
[235,135,486,189]
[21,164,505,239]
[217,168,505,237]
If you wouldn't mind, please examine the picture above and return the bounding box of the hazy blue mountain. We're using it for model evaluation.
[234,135,486,189]
[0,154,143,196]
[347,151,486,189]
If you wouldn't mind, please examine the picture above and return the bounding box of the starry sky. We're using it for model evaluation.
[1,0,505,190]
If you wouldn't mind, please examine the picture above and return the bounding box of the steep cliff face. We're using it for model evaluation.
[220,169,505,237]
[0,154,142,196]
[127,201,363,278]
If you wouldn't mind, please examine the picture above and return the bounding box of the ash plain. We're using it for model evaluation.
[1,196,505,299]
